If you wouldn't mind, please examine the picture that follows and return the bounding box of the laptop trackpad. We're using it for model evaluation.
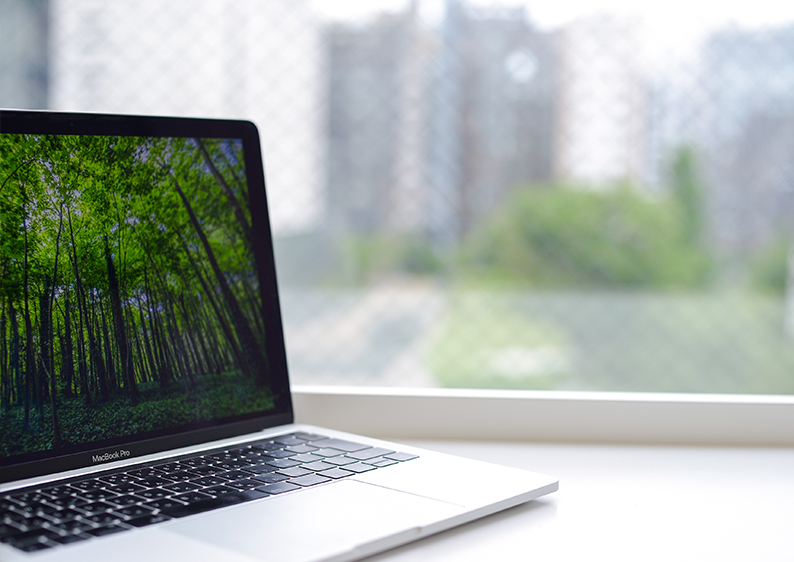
[166,479,464,561]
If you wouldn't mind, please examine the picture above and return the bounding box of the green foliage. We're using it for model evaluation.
[669,145,705,248]
[0,371,274,458]
[750,238,791,295]
[340,233,444,284]
[459,183,712,290]
[427,293,569,390]
[0,132,271,458]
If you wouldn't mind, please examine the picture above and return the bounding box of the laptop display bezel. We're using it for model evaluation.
[0,109,294,484]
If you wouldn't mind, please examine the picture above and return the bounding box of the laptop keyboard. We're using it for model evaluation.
[0,432,419,553]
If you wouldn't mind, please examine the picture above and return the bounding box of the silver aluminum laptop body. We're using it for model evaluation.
[0,109,557,562]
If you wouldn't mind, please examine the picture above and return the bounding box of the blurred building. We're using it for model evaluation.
[326,8,435,236]
[701,25,794,254]
[430,0,557,240]
[555,15,647,186]
[48,0,322,235]
[326,0,557,244]
[0,0,49,109]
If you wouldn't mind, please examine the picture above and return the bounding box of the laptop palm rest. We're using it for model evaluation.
[166,479,464,561]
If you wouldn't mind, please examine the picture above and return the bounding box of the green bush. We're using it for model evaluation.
[341,233,444,284]
[750,238,791,295]
[460,183,712,290]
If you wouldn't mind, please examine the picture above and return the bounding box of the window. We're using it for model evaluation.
[4,0,794,395]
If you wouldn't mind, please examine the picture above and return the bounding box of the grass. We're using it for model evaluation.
[0,371,274,458]
[427,293,571,390]
[427,290,794,394]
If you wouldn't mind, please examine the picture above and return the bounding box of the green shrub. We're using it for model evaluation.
[460,183,712,290]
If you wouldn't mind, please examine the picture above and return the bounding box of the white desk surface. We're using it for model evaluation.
[365,440,794,562]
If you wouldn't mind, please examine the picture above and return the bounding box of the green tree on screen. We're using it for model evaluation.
[0,134,269,455]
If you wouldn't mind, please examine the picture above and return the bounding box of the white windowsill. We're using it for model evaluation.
[292,385,794,446]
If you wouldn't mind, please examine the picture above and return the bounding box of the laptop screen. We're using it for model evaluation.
[0,111,293,483]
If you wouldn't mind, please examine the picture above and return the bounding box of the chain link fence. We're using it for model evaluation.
[3,0,794,393]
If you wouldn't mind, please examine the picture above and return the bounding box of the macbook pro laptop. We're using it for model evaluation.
[0,109,558,562]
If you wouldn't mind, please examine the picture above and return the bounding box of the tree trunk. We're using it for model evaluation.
[174,178,269,386]
[195,139,253,246]
[105,239,138,400]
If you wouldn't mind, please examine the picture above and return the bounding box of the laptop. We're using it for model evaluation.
[0,109,558,562]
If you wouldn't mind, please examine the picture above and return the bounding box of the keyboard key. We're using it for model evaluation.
[384,452,419,462]
[176,457,207,468]
[251,473,288,484]
[53,519,95,534]
[317,468,354,479]
[145,499,187,511]
[39,485,74,498]
[218,470,252,481]
[323,456,357,466]
[106,495,140,508]
[242,463,279,474]
[202,486,237,498]
[161,490,267,518]
[225,479,262,491]
[153,462,182,473]
[127,513,172,528]
[290,453,324,463]
[191,465,224,476]
[288,474,331,487]
[2,510,27,524]
[171,492,212,504]
[107,483,146,495]
[206,453,236,462]
[14,492,49,504]
[19,515,51,529]
[114,505,154,518]
[18,542,54,552]
[265,459,301,469]
[135,489,170,500]
[77,502,114,515]
[286,444,318,454]
[291,432,326,441]
[310,438,370,452]
[165,471,201,482]
[5,527,59,544]
[302,461,336,472]
[311,448,347,458]
[163,482,200,494]
[193,476,227,487]
[98,473,139,485]
[136,476,172,488]
[53,533,90,545]
[69,480,102,492]
[87,524,127,538]
[79,489,118,502]
[340,463,377,474]
[215,460,252,470]
[250,441,282,452]
[276,467,312,478]
[84,513,121,525]
[346,447,394,461]
[49,508,84,522]
[273,436,304,446]
[16,502,57,517]
[254,482,299,495]
[127,468,164,479]
[366,458,399,467]
[262,449,296,459]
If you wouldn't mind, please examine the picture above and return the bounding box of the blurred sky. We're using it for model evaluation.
[313,0,794,64]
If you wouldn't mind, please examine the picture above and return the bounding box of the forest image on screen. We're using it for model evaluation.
[0,134,273,460]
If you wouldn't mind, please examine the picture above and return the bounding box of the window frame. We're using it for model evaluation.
[293,385,794,446]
